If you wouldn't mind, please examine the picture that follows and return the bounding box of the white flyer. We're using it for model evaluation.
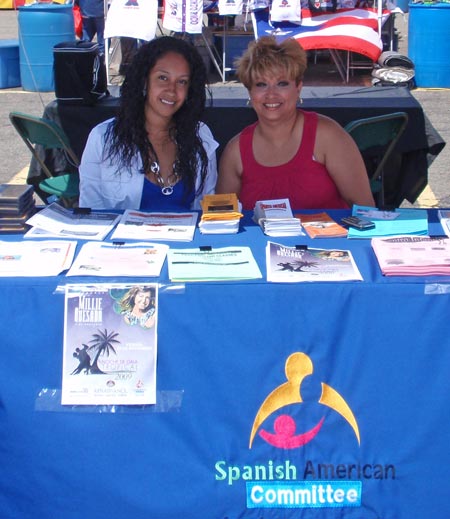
[0,240,76,276]
[26,203,121,241]
[67,241,168,277]
[111,210,198,242]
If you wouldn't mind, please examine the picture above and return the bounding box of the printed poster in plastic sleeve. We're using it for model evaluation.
[62,283,158,406]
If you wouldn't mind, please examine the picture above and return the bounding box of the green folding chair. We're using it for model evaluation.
[9,111,80,207]
[344,112,408,209]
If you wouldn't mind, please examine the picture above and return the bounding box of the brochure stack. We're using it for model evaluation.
[0,184,36,234]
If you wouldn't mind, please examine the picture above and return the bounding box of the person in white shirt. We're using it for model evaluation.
[79,36,218,211]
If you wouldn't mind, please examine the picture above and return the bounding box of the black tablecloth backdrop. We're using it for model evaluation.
[31,86,445,208]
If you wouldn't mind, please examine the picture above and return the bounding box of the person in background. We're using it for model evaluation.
[119,37,139,77]
[216,36,375,210]
[79,36,218,211]
[77,0,105,54]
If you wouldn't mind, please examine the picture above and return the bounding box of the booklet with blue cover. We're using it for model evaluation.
[346,205,428,239]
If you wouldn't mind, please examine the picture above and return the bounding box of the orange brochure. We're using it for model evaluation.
[296,212,348,239]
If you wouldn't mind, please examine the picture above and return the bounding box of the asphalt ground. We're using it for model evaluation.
[1,8,449,207]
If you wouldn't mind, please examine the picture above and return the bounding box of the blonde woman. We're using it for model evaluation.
[216,36,375,210]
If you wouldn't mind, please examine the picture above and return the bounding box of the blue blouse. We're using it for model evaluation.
[140,177,195,211]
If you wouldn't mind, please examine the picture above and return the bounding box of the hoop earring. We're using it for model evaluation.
[298,96,303,105]
[246,98,252,107]
[142,88,147,98]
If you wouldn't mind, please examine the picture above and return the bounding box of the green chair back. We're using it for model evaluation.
[9,111,80,206]
[344,112,408,208]
[39,173,80,199]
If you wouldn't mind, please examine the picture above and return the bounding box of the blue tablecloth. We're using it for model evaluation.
[0,210,449,519]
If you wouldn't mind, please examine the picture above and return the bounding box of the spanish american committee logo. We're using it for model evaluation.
[214,352,396,510]
[249,351,360,449]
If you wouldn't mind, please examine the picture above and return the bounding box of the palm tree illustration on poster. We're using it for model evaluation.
[71,329,120,375]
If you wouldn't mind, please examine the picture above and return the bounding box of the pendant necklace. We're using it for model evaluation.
[150,161,180,196]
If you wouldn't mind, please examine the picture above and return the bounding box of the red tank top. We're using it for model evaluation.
[238,110,349,210]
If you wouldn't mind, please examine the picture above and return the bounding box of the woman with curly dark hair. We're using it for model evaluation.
[79,36,218,210]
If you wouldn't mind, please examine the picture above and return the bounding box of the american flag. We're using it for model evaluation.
[252,7,390,62]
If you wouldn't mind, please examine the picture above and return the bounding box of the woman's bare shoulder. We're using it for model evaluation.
[224,131,242,148]
[315,113,354,145]
[316,113,344,132]
[220,132,242,162]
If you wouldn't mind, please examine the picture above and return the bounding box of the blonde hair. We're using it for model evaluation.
[236,36,308,89]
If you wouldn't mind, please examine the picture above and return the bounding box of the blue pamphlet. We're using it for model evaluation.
[347,205,428,239]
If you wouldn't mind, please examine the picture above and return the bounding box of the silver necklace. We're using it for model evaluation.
[150,161,180,196]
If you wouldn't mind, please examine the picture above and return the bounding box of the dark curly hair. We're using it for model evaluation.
[105,36,209,198]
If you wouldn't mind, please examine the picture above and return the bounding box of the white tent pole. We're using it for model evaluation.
[104,0,111,84]
[378,0,383,35]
